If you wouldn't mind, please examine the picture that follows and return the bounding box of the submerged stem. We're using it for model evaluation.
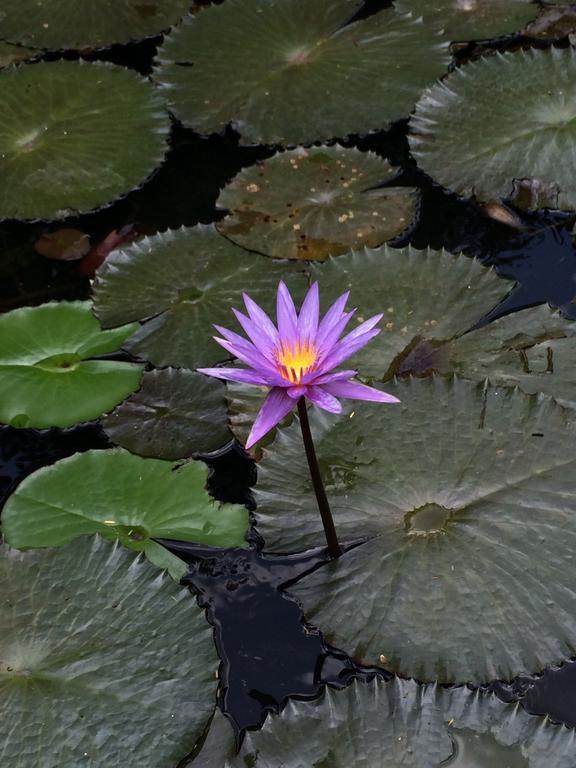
[297,397,341,559]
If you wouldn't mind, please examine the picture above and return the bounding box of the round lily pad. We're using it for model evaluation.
[93,225,307,369]
[0,60,169,221]
[103,368,232,460]
[0,535,219,767]
[154,0,449,145]
[2,448,249,580]
[0,0,191,51]
[395,0,539,42]
[217,146,418,261]
[257,377,576,682]
[0,301,143,429]
[409,47,576,209]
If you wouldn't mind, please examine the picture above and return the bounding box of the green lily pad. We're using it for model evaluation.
[217,146,418,261]
[257,377,576,682]
[309,246,511,379]
[103,368,232,460]
[0,535,219,767]
[409,47,576,209]
[154,0,449,145]
[93,225,307,369]
[2,448,249,580]
[0,0,191,51]
[219,677,576,767]
[395,0,539,42]
[0,60,169,221]
[0,301,143,429]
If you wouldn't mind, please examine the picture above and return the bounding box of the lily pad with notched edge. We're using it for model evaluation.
[217,146,418,261]
[0,301,143,429]
[0,60,169,221]
[410,47,576,210]
[154,0,449,145]
[93,225,307,369]
[2,448,249,580]
[0,0,191,51]
[257,377,576,682]
[103,368,232,460]
[0,535,219,767]
[206,677,576,767]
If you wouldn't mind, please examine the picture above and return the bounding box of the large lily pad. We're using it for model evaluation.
[0,60,169,221]
[0,535,219,767]
[409,47,576,210]
[217,146,418,261]
[395,0,539,42]
[2,448,249,580]
[154,0,449,145]
[0,301,143,429]
[0,0,191,51]
[103,368,232,459]
[93,225,307,369]
[219,678,576,767]
[257,377,576,682]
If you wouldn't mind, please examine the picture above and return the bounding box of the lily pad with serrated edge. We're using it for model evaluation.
[2,448,249,581]
[93,225,307,369]
[0,0,191,51]
[0,301,143,429]
[217,146,419,261]
[103,368,232,460]
[206,677,576,767]
[395,0,539,43]
[409,47,576,210]
[0,535,219,768]
[154,0,449,145]
[256,377,576,683]
[0,60,169,221]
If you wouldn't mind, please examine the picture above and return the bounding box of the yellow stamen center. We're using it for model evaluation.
[276,340,318,384]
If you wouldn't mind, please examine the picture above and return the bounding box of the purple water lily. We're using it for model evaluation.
[198,281,399,449]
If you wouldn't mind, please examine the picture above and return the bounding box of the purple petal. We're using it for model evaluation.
[287,385,307,400]
[276,280,298,343]
[246,387,295,449]
[213,336,278,374]
[335,314,383,348]
[243,293,279,347]
[308,369,357,385]
[306,386,343,414]
[316,309,356,358]
[319,328,381,371]
[315,291,350,347]
[213,323,260,353]
[322,379,400,404]
[298,282,319,343]
[232,308,276,361]
[197,367,272,386]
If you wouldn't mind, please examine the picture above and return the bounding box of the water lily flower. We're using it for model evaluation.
[198,281,399,449]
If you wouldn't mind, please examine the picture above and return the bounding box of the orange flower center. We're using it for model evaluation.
[276,340,318,384]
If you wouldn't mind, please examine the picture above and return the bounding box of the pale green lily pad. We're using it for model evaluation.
[0,42,36,66]
[309,246,511,379]
[410,47,576,209]
[217,146,418,261]
[395,0,539,42]
[154,0,449,145]
[104,368,231,459]
[257,377,576,682]
[2,448,249,580]
[93,225,307,369]
[0,301,143,429]
[0,60,169,221]
[0,535,219,768]
[0,0,190,51]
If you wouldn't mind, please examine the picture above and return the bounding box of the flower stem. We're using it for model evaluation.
[297,397,341,559]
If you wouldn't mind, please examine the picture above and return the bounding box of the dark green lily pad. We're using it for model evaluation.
[0,535,219,767]
[257,377,576,682]
[2,448,249,580]
[395,0,539,42]
[0,0,191,51]
[154,0,449,145]
[217,146,418,261]
[0,60,169,221]
[221,678,576,767]
[409,48,576,209]
[103,368,231,460]
[93,225,307,369]
[0,301,143,429]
